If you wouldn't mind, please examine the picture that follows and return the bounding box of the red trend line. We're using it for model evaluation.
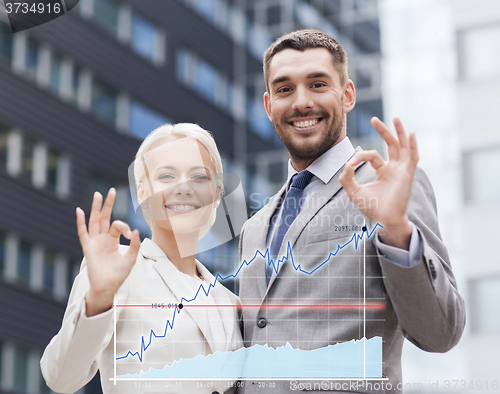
[114,303,385,308]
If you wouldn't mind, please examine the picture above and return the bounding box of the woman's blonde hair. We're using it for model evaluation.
[134,123,223,238]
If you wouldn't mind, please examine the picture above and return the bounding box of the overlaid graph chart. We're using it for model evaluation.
[111,224,386,383]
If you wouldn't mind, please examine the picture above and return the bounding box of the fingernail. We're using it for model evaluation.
[125,230,132,239]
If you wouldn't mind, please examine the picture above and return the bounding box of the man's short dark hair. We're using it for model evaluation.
[263,29,348,92]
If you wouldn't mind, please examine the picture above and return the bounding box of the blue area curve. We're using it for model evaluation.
[119,337,383,379]
[117,224,383,362]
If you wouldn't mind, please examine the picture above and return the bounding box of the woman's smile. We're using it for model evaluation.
[165,202,202,214]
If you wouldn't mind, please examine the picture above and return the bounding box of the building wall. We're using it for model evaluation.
[452,0,500,384]
[242,0,385,207]
[0,0,387,392]
[380,0,500,390]
[0,0,247,392]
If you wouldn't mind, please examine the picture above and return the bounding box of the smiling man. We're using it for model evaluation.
[238,29,465,393]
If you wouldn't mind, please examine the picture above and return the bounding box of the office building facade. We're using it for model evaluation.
[0,1,383,392]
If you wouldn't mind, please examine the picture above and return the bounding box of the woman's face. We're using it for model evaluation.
[137,137,219,236]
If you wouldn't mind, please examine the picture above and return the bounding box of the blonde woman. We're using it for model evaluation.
[41,124,243,394]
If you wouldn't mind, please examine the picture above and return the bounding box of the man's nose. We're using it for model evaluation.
[292,85,314,111]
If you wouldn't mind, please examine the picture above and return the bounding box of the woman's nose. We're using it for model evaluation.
[172,180,193,196]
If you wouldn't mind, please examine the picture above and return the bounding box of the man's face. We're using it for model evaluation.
[264,48,355,167]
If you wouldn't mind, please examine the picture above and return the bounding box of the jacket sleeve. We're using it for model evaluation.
[40,259,126,393]
[377,167,466,353]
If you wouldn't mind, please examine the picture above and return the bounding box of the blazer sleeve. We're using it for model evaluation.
[377,167,466,353]
[40,259,126,393]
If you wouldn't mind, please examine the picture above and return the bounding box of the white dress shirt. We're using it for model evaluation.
[267,137,422,267]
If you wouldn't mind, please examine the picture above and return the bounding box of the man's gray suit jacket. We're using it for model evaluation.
[238,159,465,393]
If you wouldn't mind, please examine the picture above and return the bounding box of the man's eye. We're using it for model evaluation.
[277,87,291,93]
[312,82,326,88]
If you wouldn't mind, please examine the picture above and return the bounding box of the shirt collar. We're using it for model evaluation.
[285,137,356,187]
[140,237,166,260]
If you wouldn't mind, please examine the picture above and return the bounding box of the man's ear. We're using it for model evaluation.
[264,91,272,121]
[343,79,356,114]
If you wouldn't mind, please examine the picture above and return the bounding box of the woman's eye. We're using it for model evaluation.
[159,174,175,180]
[192,174,209,181]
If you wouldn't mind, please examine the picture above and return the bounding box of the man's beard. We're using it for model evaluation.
[273,109,345,162]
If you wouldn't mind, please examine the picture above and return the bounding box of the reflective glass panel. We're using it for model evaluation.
[131,12,156,61]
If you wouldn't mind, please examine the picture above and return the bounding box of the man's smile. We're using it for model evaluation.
[288,117,324,132]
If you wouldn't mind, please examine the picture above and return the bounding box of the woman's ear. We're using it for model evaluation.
[213,186,222,208]
[137,183,145,205]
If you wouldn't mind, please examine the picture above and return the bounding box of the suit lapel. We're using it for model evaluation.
[151,258,218,353]
[265,153,366,290]
[139,239,221,353]
[196,262,238,352]
[245,183,287,301]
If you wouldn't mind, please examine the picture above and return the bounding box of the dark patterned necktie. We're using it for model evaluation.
[267,171,314,284]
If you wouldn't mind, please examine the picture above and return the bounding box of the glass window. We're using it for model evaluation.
[43,251,57,292]
[0,231,5,275]
[268,162,285,184]
[17,240,31,284]
[0,341,3,384]
[21,134,36,184]
[92,79,118,125]
[176,48,195,85]
[354,0,374,9]
[67,260,80,295]
[46,148,60,192]
[70,64,83,103]
[461,24,500,79]
[322,21,339,39]
[183,0,232,33]
[0,127,9,171]
[248,24,272,60]
[249,96,274,140]
[127,194,150,236]
[351,99,382,138]
[296,1,322,29]
[13,347,29,392]
[129,100,170,140]
[354,65,372,89]
[176,48,232,111]
[196,59,218,103]
[49,53,64,95]
[25,37,40,80]
[0,22,14,63]
[470,276,500,333]
[464,147,500,203]
[267,5,281,25]
[130,12,157,61]
[93,0,119,36]
[87,173,128,219]
[192,0,218,23]
[215,75,230,109]
[355,107,376,137]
